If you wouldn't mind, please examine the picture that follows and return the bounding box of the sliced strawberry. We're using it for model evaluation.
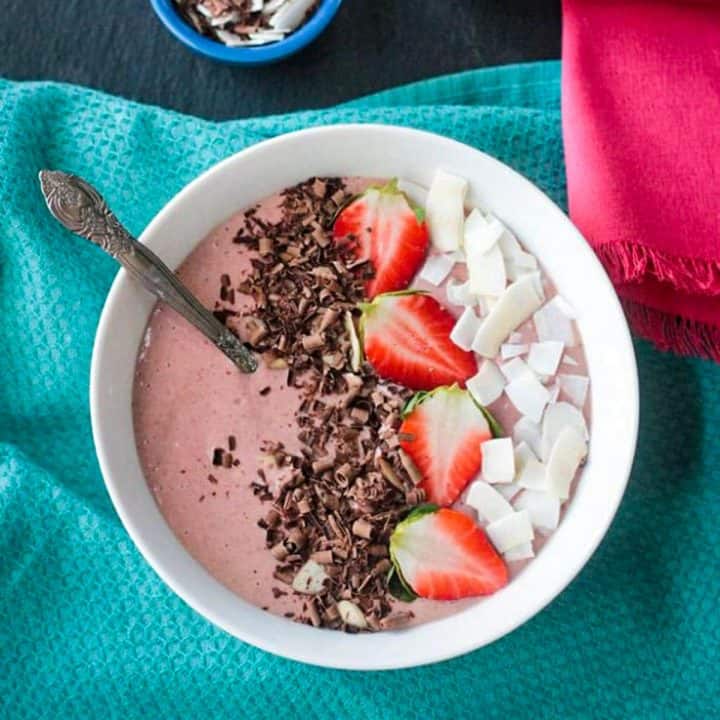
[390,505,508,600]
[360,292,477,390]
[333,179,429,298]
[399,385,491,506]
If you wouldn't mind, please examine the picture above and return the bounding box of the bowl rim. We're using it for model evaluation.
[149,0,343,65]
[90,124,639,669]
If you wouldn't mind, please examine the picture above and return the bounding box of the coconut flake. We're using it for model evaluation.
[292,560,329,594]
[446,278,476,307]
[210,11,241,26]
[480,437,515,484]
[450,306,482,351]
[396,178,428,207]
[466,361,506,406]
[514,441,534,472]
[495,482,522,501]
[562,353,579,367]
[493,221,538,279]
[496,223,522,259]
[527,341,564,376]
[534,296,577,346]
[467,242,506,298]
[506,251,539,281]
[547,382,560,404]
[418,253,455,286]
[485,510,534,552]
[269,0,315,30]
[262,0,286,12]
[464,211,507,297]
[513,250,538,269]
[425,170,468,252]
[546,426,588,499]
[541,401,589,461]
[215,30,268,45]
[476,295,492,316]
[249,30,287,41]
[515,444,548,491]
[513,416,543,458]
[504,541,535,561]
[553,295,577,318]
[558,374,589,408]
[463,209,503,254]
[196,3,214,17]
[471,272,545,358]
[508,331,523,343]
[344,311,362,372]
[250,0,264,10]
[513,490,560,532]
[466,481,514,523]
[336,600,368,628]
[505,373,550,423]
[501,343,528,360]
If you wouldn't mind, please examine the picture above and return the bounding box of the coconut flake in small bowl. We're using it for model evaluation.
[150,0,342,64]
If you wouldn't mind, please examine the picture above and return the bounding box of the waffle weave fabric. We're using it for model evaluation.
[1,62,718,719]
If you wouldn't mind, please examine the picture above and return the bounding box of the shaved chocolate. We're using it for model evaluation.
[310,549,334,565]
[378,457,405,491]
[270,543,289,561]
[307,599,322,627]
[405,488,426,505]
[286,528,307,550]
[349,406,370,423]
[224,177,419,631]
[273,568,294,585]
[301,333,325,352]
[351,518,374,540]
[258,236,273,255]
[367,544,388,558]
[311,456,334,473]
[399,449,423,485]
[379,612,414,630]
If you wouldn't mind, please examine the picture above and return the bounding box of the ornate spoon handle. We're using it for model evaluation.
[38,170,257,373]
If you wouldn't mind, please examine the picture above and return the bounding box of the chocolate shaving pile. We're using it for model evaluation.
[221,177,423,631]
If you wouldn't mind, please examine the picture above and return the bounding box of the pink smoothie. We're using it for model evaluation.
[133,178,589,629]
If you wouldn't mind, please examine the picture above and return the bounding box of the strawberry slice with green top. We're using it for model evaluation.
[390,505,508,600]
[399,385,491,506]
[333,179,429,298]
[360,292,478,390]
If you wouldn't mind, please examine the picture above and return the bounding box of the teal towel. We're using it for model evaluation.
[1,62,718,719]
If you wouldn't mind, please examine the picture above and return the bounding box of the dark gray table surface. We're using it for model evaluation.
[1,0,560,120]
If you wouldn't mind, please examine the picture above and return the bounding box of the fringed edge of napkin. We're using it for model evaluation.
[595,242,720,297]
[624,299,720,363]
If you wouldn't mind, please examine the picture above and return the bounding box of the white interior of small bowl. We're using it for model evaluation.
[90,125,638,670]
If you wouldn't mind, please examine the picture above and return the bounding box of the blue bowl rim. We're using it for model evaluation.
[149,0,343,64]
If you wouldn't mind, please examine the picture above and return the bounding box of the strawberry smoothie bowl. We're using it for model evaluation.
[90,125,638,669]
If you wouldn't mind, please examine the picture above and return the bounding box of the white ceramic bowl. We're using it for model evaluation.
[91,124,638,670]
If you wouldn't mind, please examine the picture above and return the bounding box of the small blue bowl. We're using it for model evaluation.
[150,0,343,65]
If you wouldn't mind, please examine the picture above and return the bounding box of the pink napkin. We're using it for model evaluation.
[562,0,720,361]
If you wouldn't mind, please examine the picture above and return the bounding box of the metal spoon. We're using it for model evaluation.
[38,170,257,373]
